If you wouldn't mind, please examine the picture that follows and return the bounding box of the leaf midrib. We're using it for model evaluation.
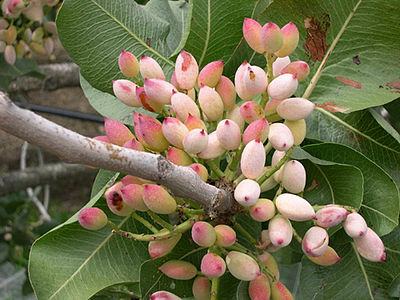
[315,107,400,155]
[352,242,374,300]
[198,0,211,66]
[49,215,131,299]
[313,163,335,204]
[89,0,174,67]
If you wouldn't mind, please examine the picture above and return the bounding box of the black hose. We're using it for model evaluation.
[14,102,104,123]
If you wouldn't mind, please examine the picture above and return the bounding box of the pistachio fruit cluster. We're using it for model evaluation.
[77,17,386,300]
[0,0,59,65]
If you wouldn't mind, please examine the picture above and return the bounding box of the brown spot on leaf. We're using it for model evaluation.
[303,15,330,62]
[316,102,350,113]
[346,129,362,145]
[387,81,400,89]
[353,55,361,65]
[335,76,362,89]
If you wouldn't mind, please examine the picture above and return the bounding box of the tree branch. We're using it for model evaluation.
[0,163,96,197]
[7,63,80,92]
[0,92,234,215]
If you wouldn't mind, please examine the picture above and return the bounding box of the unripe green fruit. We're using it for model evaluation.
[261,22,283,54]
[234,179,260,207]
[142,184,177,214]
[31,27,44,43]
[118,50,139,77]
[343,212,368,238]
[243,65,268,95]
[113,79,140,107]
[120,184,148,212]
[258,251,280,280]
[353,228,386,262]
[133,112,169,152]
[105,182,134,216]
[191,221,216,247]
[302,226,329,257]
[159,260,197,280]
[226,104,245,131]
[145,78,177,105]
[307,246,341,266]
[148,233,181,259]
[171,91,201,122]
[104,117,134,146]
[272,56,290,77]
[189,163,208,182]
[192,276,211,300]
[4,45,16,65]
[78,207,108,230]
[276,193,315,221]
[216,119,241,150]
[201,253,226,278]
[241,139,266,179]
[267,73,298,100]
[243,18,264,53]
[281,160,306,194]
[167,147,192,166]
[197,131,225,160]
[175,50,198,90]
[235,61,255,101]
[280,61,310,82]
[15,41,25,58]
[150,291,182,300]
[6,25,16,44]
[214,225,236,247]
[140,56,166,80]
[197,60,223,88]
[270,281,294,300]
[30,42,46,55]
[248,274,271,300]
[268,215,292,247]
[284,119,306,146]
[240,101,265,123]
[274,22,299,58]
[199,85,224,121]
[315,205,348,228]
[162,117,189,149]
[215,75,236,111]
[183,129,209,154]
[249,198,275,222]
[268,123,294,151]
[225,251,261,281]
[243,118,269,145]
[276,97,315,121]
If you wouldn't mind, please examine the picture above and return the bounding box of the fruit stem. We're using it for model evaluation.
[206,159,224,178]
[112,216,199,241]
[264,141,272,154]
[132,76,143,86]
[177,205,205,216]
[227,243,277,282]
[265,53,276,84]
[131,212,159,233]
[272,185,284,205]
[146,210,174,231]
[257,147,294,185]
[292,227,303,243]
[107,220,120,231]
[224,144,244,181]
[233,173,246,186]
[210,277,219,300]
[232,221,258,246]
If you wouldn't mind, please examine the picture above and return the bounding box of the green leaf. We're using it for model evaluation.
[80,75,157,123]
[0,55,44,91]
[384,98,400,133]
[301,143,399,236]
[139,236,206,299]
[306,108,400,187]
[29,201,150,300]
[291,147,364,209]
[388,273,400,297]
[235,214,261,251]
[235,281,251,300]
[259,0,400,111]
[183,0,265,77]
[217,273,241,300]
[297,225,400,300]
[57,0,192,93]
